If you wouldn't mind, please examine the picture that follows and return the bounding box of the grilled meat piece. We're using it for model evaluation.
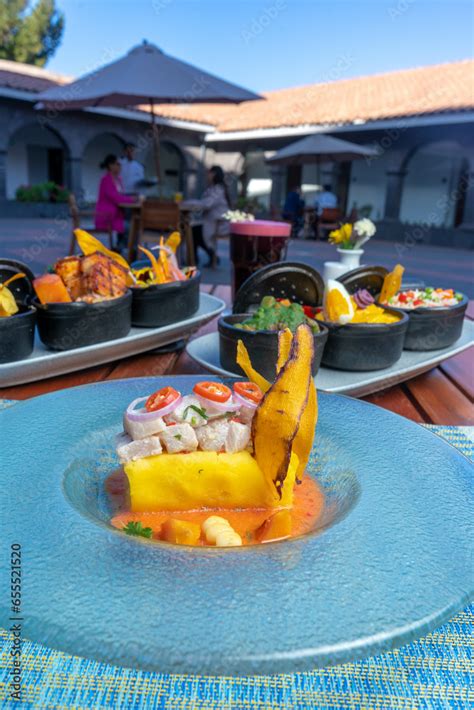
[54,256,83,300]
[81,252,128,298]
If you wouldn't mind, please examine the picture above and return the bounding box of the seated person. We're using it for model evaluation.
[282,185,305,235]
[315,184,338,216]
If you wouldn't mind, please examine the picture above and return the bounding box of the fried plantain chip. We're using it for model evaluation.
[252,324,314,497]
[236,340,271,393]
[165,231,181,254]
[0,273,26,316]
[138,245,166,283]
[276,328,292,373]
[379,263,405,304]
[293,377,317,481]
[277,328,317,481]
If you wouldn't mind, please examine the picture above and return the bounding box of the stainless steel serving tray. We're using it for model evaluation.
[185,318,474,396]
[1,293,225,387]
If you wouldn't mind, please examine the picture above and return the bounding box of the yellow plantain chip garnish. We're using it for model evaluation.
[276,328,292,373]
[252,324,314,497]
[236,339,271,394]
[0,273,27,317]
[293,375,317,482]
[276,328,318,482]
[138,245,166,283]
[379,263,405,304]
[165,231,181,254]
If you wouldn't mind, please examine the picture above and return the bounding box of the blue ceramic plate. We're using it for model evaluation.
[1,377,473,675]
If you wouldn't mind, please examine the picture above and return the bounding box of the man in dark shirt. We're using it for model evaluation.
[282,185,305,236]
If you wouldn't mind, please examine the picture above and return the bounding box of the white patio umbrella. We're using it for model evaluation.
[36,41,261,187]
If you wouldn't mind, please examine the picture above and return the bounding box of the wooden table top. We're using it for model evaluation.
[2,285,472,425]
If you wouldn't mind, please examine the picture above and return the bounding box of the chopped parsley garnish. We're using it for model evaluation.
[174,434,183,440]
[123,521,153,539]
[183,404,208,420]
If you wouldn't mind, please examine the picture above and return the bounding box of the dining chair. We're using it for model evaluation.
[316,207,342,240]
[68,194,113,255]
[133,198,194,266]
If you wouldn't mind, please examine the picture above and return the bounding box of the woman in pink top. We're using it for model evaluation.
[95,154,136,248]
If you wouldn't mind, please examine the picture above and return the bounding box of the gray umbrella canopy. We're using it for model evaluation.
[267,134,378,165]
[36,40,261,108]
[36,41,261,188]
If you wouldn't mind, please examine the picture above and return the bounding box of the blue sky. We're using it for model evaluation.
[48,0,473,91]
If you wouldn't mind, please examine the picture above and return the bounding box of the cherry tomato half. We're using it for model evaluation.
[234,381,263,404]
[145,386,180,412]
[193,381,231,403]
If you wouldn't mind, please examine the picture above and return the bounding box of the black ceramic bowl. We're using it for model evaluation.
[131,271,200,328]
[34,291,132,351]
[218,314,328,381]
[383,294,468,351]
[0,306,36,363]
[319,306,409,371]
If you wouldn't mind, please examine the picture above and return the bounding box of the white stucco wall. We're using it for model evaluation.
[400,143,464,227]
[6,142,28,198]
[346,153,388,220]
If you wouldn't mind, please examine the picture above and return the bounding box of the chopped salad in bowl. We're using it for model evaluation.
[386,288,464,310]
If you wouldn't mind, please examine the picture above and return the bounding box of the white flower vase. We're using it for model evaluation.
[337,248,364,270]
[323,248,364,282]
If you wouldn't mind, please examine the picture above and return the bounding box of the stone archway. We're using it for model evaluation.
[6,122,70,199]
[81,132,126,202]
[400,141,467,227]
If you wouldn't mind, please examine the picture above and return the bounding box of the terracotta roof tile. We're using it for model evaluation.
[151,59,474,131]
[0,59,71,94]
[0,58,472,131]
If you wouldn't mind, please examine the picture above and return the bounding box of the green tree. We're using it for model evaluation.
[0,0,64,67]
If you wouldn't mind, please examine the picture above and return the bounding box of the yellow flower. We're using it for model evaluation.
[329,223,353,246]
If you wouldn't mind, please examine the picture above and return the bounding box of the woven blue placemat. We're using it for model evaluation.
[0,397,472,709]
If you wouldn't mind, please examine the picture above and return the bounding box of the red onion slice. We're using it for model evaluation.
[126,394,182,421]
[232,390,259,410]
[195,394,240,414]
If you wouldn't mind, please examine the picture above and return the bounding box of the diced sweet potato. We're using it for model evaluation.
[33,274,72,304]
[161,518,201,546]
[257,510,292,543]
[55,256,82,300]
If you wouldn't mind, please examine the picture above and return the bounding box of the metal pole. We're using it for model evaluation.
[150,98,162,196]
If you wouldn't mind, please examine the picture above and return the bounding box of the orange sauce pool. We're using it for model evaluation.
[108,471,324,546]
